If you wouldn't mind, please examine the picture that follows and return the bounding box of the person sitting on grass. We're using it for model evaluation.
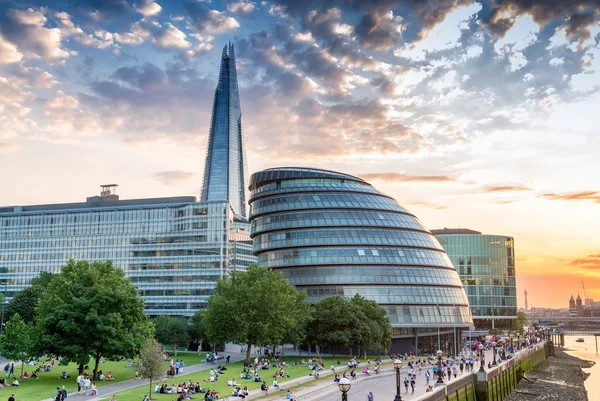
[106,371,114,380]
[11,378,19,386]
[59,371,68,379]
[260,380,269,395]
[30,371,37,379]
[241,386,249,396]
[286,389,296,400]
[333,374,340,382]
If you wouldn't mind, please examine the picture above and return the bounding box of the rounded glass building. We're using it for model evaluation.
[248,167,473,353]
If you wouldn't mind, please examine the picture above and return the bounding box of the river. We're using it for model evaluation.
[563,335,600,400]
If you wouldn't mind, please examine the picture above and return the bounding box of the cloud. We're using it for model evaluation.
[0,8,70,60]
[227,1,256,16]
[0,34,23,64]
[484,186,531,193]
[185,0,240,35]
[570,254,600,270]
[361,172,457,183]
[132,19,190,50]
[153,170,197,185]
[134,0,162,17]
[541,191,600,203]
[0,143,21,153]
[481,0,600,44]
[408,201,448,210]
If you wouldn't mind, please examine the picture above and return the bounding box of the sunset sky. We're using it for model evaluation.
[0,0,598,309]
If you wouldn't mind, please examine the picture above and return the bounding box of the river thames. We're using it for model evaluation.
[563,335,600,400]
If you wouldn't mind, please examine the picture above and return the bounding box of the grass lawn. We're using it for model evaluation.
[0,352,202,401]
[110,355,396,401]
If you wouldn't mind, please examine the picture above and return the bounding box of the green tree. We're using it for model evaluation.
[350,294,392,357]
[188,310,206,351]
[308,296,359,358]
[203,265,307,363]
[514,312,527,334]
[5,271,54,324]
[152,315,190,354]
[0,314,32,378]
[138,338,165,400]
[35,260,152,378]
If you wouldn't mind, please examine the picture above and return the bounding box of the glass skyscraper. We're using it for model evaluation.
[248,168,473,353]
[201,42,248,218]
[431,228,517,330]
[0,44,255,316]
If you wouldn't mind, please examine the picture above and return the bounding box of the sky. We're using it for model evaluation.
[0,0,599,309]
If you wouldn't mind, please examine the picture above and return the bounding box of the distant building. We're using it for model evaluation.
[248,167,473,353]
[431,228,517,330]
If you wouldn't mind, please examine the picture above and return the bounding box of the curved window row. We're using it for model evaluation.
[251,178,378,197]
[302,286,470,314]
[250,192,406,217]
[382,305,472,325]
[258,246,452,268]
[254,228,443,253]
[280,265,463,287]
[251,210,426,235]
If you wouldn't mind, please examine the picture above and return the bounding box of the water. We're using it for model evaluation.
[563,335,600,400]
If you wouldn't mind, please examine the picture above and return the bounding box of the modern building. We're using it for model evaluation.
[201,42,248,218]
[0,43,256,316]
[431,228,517,330]
[248,167,473,353]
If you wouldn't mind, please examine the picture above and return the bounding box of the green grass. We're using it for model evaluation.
[110,355,399,401]
[0,352,202,401]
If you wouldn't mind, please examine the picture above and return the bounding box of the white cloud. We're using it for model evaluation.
[549,57,564,66]
[394,3,482,61]
[0,35,23,64]
[227,1,256,16]
[134,0,162,17]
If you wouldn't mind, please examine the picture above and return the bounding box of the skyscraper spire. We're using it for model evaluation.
[201,42,248,217]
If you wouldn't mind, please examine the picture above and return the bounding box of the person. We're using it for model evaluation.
[30,371,37,379]
[404,377,409,394]
[8,394,15,401]
[272,378,279,390]
[77,374,85,394]
[84,377,91,394]
[60,386,67,400]
[425,370,431,386]
[260,381,269,395]
[410,377,416,393]
[286,389,296,400]
[367,392,374,401]
[55,387,64,401]
[226,353,231,364]
[426,385,434,392]
[11,379,18,387]
[90,382,98,396]
[143,396,150,401]
[110,396,116,401]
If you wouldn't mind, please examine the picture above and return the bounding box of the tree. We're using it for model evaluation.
[203,265,308,363]
[5,271,54,324]
[138,338,165,400]
[188,310,206,351]
[35,260,152,378]
[0,314,32,378]
[350,295,392,357]
[514,311,527,334]
[152,315,190,354]
[308,296,359,358]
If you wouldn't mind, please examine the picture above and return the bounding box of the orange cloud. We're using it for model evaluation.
[361,172,457,183]
[541,191,600,203]
[485,185,531,192]
[570,254,600,270]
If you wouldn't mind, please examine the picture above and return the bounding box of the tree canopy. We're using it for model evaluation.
[138,338,165,400]
[152,315,190,352]
[350,294,392,357]
[514,311,527,334]
[0,314,32,378]
[188,310,206,351]
[203,265,308,362]
[5,271,54,324]
[35,260,152,377]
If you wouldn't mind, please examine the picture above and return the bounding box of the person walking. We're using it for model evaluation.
[367,392,374,401]
[410,377,416,393]
[403,377,409,394]
[425,370,431,386]
[226,353,231,363]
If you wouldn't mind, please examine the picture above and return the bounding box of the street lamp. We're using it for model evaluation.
[435,350,444,386]
[491,341,497,367]
[338,377,351,401]
[393,359,403,401]
[478,343,485,372]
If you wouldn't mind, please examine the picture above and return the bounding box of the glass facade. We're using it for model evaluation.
[201,42,248,218]
[431,229,517,330]
[248,167,473,353]
[0,198,255,316]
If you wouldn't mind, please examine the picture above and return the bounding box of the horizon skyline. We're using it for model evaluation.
[0,0,598,310]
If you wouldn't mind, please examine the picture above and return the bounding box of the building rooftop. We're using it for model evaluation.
[430,228,482,235]
[0,196,198,214]
[248,167,367,191]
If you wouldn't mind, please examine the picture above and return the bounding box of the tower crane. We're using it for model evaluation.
[582,281,588,302]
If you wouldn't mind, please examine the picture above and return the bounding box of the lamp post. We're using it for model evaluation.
[491,341,497,367]
[478,343,485,372]
[393,359,403,401]
[338,377,351,401]
[435,350,444,386]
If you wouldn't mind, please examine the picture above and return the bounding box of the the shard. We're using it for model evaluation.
[201,42,248,217]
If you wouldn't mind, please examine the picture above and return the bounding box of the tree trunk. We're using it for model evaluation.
[198,339,203,353]
[78,363,84,375]
[245,343,252,364]
[149,379,153,401]
[93,351,101,380]
[20,359,23,379]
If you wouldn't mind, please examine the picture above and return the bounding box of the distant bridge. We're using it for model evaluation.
[550,330,600,336]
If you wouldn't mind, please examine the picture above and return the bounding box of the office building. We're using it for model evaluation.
[431,228,517,330]
[0,43,255,316]
[248,167,473,353]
